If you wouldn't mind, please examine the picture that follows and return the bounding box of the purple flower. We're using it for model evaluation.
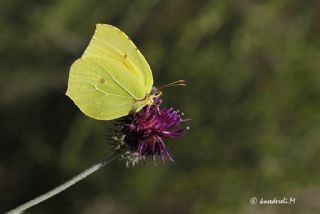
[122,98,187,162]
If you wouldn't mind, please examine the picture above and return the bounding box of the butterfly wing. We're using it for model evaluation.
[66,24,154,120]
[83,24,153,93]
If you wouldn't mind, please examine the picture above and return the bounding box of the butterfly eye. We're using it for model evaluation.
[151,86,157,95]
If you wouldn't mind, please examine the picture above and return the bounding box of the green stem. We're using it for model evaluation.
[6,153,118,214]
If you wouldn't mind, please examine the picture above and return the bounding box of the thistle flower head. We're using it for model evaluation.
[110,98,188,166]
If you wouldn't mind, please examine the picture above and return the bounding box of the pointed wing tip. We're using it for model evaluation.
[95,23,124,34]
[95,23,114,30]
[95,23,105,32]
[95,23,104,28]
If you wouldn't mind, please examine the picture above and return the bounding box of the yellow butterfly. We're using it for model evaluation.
[66,24,185,120]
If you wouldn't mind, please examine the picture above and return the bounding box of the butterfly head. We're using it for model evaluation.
[133,80,186,113]
[150,80,186,102]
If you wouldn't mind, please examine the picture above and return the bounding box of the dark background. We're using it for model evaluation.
[1,0,320,213]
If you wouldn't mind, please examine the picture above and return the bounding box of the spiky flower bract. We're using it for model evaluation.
[110,98,188,167]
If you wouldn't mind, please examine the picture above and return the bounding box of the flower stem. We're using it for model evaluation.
[6,153,118,214]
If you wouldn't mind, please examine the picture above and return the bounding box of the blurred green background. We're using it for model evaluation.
[1,0,320,213]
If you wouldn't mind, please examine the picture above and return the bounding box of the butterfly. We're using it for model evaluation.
[66,24,185,120]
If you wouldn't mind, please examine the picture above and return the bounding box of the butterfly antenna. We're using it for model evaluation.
[157,80,186,91]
